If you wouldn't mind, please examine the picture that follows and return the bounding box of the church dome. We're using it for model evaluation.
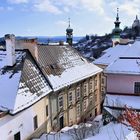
[132,15,140,28]
[66,27,73,33]
[112,27,122,34]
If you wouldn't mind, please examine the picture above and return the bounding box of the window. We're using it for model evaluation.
[95,80,97,87]
[89,81,92,89]
[90,113,92,118]
[101,87,104,91]
[14,132,20,140]
[46,105,48,116]
[134,82,140,93]
[68,92,72,105]
[95,108,97,116]
[33,115,38,130]
[76,104,80,117]
[89,95,93,105]
[101,78,104,85]
[58,96,63,108]
[84,84,87,93]
[76,87,80,100]
[83,100,87,111]
[83,83,88,96]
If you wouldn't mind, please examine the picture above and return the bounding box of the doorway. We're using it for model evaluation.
[59,116,64,129]
[95,108,97,116]
[14,132,20,140]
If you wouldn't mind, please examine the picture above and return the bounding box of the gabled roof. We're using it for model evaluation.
[0,50,52,114]
[37,45,102,91]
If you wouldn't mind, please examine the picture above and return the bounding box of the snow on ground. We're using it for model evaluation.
[85,122,131,140]
[34,115,137,140]
[125,131,138,140]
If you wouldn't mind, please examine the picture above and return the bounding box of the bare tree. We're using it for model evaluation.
[66,123,90,140]
[119,106,140,139]
[66,121,101,140]
[89,120,101,136]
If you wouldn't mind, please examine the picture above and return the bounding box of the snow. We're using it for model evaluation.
[95,41,140,74]
[0,72,21,111]
[38,45,102,91]
[104,94,140,110]
[125,131,138,140]
[85,122,132,140]
[94,45,129,65]
[120,41,140,58]
[104,58,140,75]
[13,85,51,114]
[34,115,135,140]
[0,51,23,111]
[48,63,102,91]
[0,50,52,114]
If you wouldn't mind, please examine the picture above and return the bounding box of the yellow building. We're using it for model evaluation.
[35,44,103,131]
[0,35,103,140]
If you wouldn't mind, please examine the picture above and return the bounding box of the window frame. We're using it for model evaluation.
[68,92,73,105]
[33,115,38,130]
[58,95,63,109]
[134,82,140,93]
[76,103,81,117]
[46,105,48,116]
[76,87,80,100]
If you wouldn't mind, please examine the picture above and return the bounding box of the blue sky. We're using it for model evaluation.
[0,0,140,37]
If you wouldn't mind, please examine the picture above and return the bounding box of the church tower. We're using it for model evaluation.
[132,15,140,37]
[112,8,122,46]
[66,18,73,46]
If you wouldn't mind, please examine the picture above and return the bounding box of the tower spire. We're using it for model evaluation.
[114,7,121,28]
[116,8,119,21]
[136,15,138,20]
[66,17,73,46]
[112,7,122,47]
[68,17,71,28]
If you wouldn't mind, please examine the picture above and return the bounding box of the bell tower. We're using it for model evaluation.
[112,8,122,46]
[66,18,73,46]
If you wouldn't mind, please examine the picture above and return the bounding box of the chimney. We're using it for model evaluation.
[5,34,16,66]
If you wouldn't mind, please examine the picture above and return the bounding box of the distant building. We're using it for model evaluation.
[66,18,73,46]
[132,15,140,36]
[112,8,122,46]
[0,34,103,139]
[94,39,140,124]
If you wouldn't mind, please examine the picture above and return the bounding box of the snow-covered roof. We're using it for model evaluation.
[0,50,52,114]
[104,94,140,110]
[94,40,140,75]
[37,45,102,91]
[120,41,140,57]
[104,58,140,75]
[94,44,130,65]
